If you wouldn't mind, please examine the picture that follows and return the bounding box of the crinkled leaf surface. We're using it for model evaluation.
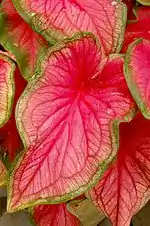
[33,203,80,226]
[0,0,48,80]
[0,160,6,186]
[124,39,150,119]
[88,112,150,226]
[12,0,127,56]
[0,68,27,161]
[7,34,135,212]
[0,52,15,127]
[122,7,150,52]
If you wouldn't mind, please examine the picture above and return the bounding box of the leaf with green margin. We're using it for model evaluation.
[7,33,135,212]
[0,52,15,128]
[0,159,6,186]
[88,112,150,226]
[124,38,150,119]
[12,0,127,57]
[0,0,48,80]
[32,203,80,226]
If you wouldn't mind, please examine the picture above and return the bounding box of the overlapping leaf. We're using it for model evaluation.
[122,7,150,52]
[0,0,48,80]
[12,0,127,56]
[7,34,135,212]
[33,204,80,226]
[88,112,150,226]
[0,160,6,186]
[124,39,150,119]
[0,52,15,127]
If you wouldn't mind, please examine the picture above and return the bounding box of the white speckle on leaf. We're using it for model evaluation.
[111,1,117,6]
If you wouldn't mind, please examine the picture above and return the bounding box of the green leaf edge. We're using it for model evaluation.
[113,1,127,53]
[136,0,150,6]
[12,0,127,55]
[0,5,48,81]
[124,38,150,119]
[0,53,15,128]
[7,32,136,212]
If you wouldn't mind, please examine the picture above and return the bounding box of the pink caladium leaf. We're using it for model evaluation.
[12,0,127,56]
[88,112,150,226]
[33,203,80,226]
[7,34,135,212]
[0,160,6,186]
[0,0,48,80]
[0,52,15,128]
[124,38,150,119]
[122,7,150,52]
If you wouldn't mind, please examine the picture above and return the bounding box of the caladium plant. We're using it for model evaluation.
[0,0,150,226]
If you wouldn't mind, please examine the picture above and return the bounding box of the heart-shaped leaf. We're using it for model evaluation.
[7,34,135,212]
[88,112,150,226]
[122,7,150,53]
[0,160,6,186]
[32,203,80,226]
[0,52,15,127]
[0,0,48,80]
[12,0,127,56]
[124,39,150,119]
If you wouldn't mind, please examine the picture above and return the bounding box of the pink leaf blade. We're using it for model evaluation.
[33,203,80,226]
[7,34,135,212]
[88,113,150,226]
[124,38,150,119]
[0,52,15,128]
[0,0,48,80]
[12,0,127,56]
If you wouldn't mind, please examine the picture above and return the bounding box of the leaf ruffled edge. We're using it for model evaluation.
[124,38,150,119]
[7,32,135,212]
[11,0,127,56]
[0,53,15,127]
[6,33,136,212]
